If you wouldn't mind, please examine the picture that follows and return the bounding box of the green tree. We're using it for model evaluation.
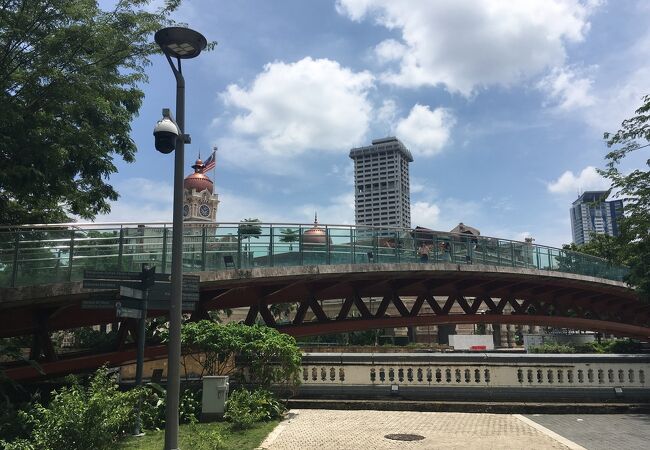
[0,0,184,225]
[179,321,301,388]
[602,95,650,301]
[279,228,299,251]
[238,218,262,254]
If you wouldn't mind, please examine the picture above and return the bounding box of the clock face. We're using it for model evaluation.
[199,204,210,217]
[183,204,190,217]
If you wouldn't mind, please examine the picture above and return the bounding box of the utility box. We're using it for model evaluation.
[201,376,229,421]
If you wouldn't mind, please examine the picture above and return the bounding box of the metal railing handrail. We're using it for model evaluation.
[0,221,614,263]
[0,221,629,289]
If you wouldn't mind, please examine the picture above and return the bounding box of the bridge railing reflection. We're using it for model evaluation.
[0,222,629,288]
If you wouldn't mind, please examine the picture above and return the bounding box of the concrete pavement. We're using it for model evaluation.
[524,414,650,450]
[259,409,584,449]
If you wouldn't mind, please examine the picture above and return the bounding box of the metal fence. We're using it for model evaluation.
[0,222,629,288]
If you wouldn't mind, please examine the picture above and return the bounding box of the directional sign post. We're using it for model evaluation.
[115,303,144,319]
[82,266,201,437]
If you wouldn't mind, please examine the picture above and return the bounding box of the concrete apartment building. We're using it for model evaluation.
[349,137,413,229]
[571,191,623,245]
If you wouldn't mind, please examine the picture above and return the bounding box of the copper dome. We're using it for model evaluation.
[184,159,213,193]
[303,213,331,245]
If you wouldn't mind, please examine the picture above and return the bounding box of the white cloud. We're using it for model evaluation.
[99,202,172,224]
[97,178,174,223]
[295,193,355,225]
[336,0,597,95]
[514,231,533,242]
[376,99,398,126]
[583,66,650,132]
[118,178,174,203]
[547,166,610,194]
[374,39,407,64]
[395,104,455,157]
[220,57,374,159]
[411,201,441,228]
[538,66,596,111]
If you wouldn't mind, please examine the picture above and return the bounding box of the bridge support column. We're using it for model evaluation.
[29,311,57,362]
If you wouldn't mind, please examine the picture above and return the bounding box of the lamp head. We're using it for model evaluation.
[155,27,207,59]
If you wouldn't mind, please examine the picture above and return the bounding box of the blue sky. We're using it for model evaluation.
[99,0,650,247]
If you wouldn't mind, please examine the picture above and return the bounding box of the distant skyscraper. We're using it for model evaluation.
[349,137,413,228]
[570,191,623,245]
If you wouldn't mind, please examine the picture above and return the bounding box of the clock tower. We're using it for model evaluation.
[183,158,219,223]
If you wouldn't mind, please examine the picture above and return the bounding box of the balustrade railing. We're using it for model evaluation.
[0,222,629,288]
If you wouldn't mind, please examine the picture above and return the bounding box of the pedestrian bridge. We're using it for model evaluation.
[0,222,645,340]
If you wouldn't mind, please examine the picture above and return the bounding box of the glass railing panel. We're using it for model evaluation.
[270,225,299,267]
[328,226,353,265]
[14,229,73,286]
[0,223,631,286]
[69,228,122,281]
[450,237,470,264]
[535,247,551,270]
[0,231,16,288]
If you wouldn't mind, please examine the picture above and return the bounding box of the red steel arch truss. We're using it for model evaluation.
[199,269,650,339]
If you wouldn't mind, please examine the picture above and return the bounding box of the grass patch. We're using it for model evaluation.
[117,420,279,450]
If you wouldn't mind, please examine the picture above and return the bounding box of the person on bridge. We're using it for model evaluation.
[440,241,451,262]
[418,243,430,263]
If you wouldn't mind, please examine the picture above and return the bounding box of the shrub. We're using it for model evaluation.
[140,384,200,430]
[530,338,642,354]
[528,343,575,354]
[1,368,141,450]
[224,388,285,430]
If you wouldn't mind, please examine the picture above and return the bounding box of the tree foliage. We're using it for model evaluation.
[279,228,299,250]
[238,218,263,240]
[601,95,650,301]
[224,388,285,430]
[0,0,181,225]
[178,321,301,387]
[1,368,142,450]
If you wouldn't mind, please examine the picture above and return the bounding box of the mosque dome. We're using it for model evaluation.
[184,159,213,193]
[303,213,331,245]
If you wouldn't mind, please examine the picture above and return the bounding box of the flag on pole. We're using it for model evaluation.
[202,148,216,172]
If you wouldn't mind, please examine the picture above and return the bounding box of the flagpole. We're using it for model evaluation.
[212,146,217,182]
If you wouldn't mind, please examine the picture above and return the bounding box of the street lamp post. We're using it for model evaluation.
[154,26,207,450]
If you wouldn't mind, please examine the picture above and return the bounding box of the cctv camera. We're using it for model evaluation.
[153,117,180,154]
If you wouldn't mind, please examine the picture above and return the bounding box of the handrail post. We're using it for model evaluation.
[117,227,124,270]
[237,227,242,269]
[374,231,379,263]
[67,230,75,282]
[269,225,274,267]
[11,233,19,287]
[395,231,399,263]
[326,226,331,265]
[350,227,354,264]
[201,226,207,271]
[497,240,502,266]
[299,225,303,266]
[510,241,515,268]
[161,226,168,273]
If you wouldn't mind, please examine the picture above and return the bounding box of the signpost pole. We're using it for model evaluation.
[133,264,154,437]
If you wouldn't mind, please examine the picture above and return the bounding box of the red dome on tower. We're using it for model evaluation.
[184,159,213,193]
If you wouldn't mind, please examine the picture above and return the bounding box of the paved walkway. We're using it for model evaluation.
[259,410,582,449]
[525,414,650,450]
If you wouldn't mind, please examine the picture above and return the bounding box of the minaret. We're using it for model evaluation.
[183,158,219,223]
